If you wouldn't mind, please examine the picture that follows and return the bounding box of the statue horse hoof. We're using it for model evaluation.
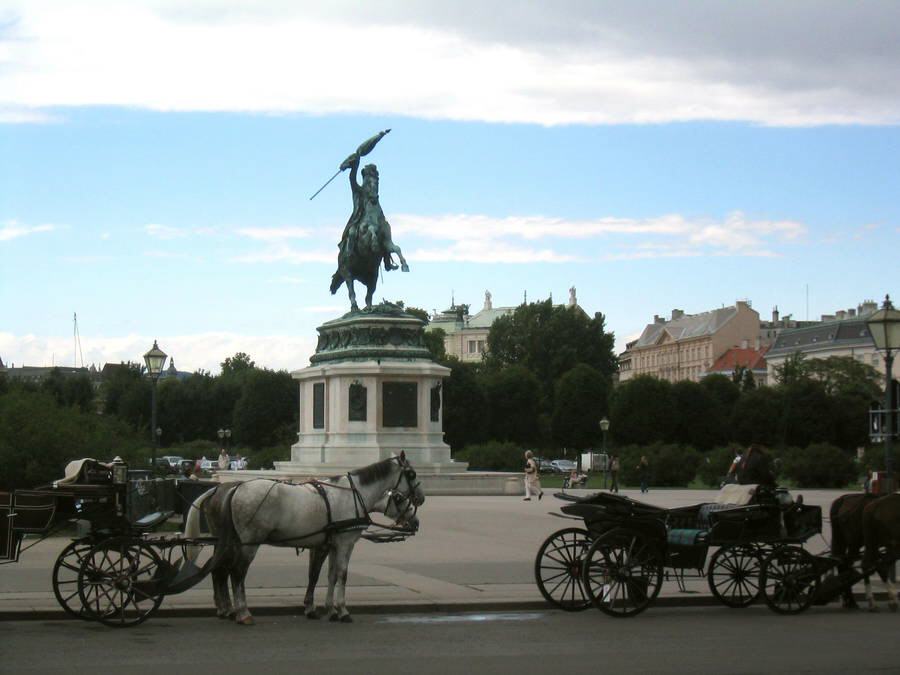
[340,615,353,624]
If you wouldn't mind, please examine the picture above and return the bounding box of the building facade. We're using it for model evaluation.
[619,301,761,383]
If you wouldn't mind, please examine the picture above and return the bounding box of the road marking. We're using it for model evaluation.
[379,612,545,624]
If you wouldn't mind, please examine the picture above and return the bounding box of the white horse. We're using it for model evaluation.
[184,453,423,625]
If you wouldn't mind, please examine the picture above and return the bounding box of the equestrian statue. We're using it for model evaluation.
[319,129,409,311]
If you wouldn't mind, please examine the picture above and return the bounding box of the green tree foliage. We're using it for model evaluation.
[696,444,744,487]
[424,327,447,361]
[442,359,488,451]
[700,373,741,411]
[805,356,882,400]
[101,363,143,418]
[781,443,858,488]
[609,376,675,446]
[615,443,701,487]
[453,441,522,471]
[730,386,783,447]
[221,352,256,377]
[551,364,609,450]
[231,369,297,450]
[780,380,836,448]
[486,299,616,405]
[671,380,724,450]
[483,365,542,445]
[773,351,808,385]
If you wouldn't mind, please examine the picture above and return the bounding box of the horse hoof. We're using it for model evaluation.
[306,611,320,620]
[237,616,255,625]
[868,606,879,613]
[889,603,898,613]
[329,613,340,623]
[340,615,353,624]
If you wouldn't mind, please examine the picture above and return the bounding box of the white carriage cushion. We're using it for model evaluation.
[714,483,758,506]
[54,459,96,486]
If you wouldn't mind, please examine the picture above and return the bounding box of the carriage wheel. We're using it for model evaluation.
[760,546,819,615]
[581,528,663,618]
[534,527,593,611]
[707,545,763,608]
[52,540,98,620]
[77,537,165,627]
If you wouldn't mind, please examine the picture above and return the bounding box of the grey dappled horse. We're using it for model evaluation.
[184,454,424,624]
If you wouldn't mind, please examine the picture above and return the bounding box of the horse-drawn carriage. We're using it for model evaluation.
[1,454,423,627]
[535,485,825,616]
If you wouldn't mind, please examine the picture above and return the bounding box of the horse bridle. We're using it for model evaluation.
[384,455,422,530]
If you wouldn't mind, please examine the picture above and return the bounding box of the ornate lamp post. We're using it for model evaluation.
[143,340,168,474]
[867,295,900,493]
[600,417,610,489]
[218,428,232,453]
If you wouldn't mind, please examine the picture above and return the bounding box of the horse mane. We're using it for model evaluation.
[350,457,396,486]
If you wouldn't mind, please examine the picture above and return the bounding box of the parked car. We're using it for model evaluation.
[537,458,554,474]
[153,456,186,474]
[549,459,577,474]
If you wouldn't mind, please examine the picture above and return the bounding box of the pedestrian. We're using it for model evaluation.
[234,453,246,470]
[637,455,650,493]
[523,450,544,501]
[609,454,620,493]
[736,444,776,487]
[217,448,229,470]
[724,449,743,486]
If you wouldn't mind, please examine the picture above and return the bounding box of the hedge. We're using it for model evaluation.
[779,443,858,488]
[454,441,524,471]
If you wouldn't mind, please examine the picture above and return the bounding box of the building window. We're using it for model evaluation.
[468,340,477,353]
[477,340,485,353]
[871,354,879,367]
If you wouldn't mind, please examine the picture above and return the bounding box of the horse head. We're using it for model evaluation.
[394,451,425,507]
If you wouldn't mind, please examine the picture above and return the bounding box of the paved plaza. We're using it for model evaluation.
[2,486,881,619]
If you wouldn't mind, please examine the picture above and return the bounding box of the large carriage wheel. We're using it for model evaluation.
[77,537,165,627]
[760,545,819,615]
[707,544,763,608]
[534,527,592,611]
[581,528,663,618]
[52,540,97,620]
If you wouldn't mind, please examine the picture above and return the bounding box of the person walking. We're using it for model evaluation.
[217,448,229,471]
[637,455,650,493]
[523,450,544,501]
[609,454,620,493]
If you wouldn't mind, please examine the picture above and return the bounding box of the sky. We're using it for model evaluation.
[1,1,898,374]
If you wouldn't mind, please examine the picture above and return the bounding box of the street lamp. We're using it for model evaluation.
[143,340,168,474]
[218,428,232,451]
[867,294,900,493]
[600,417,610,489]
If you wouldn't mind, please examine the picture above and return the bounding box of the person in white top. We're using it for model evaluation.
[523,450,544,501]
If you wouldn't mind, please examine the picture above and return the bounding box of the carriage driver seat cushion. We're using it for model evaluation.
[715,484,758,506]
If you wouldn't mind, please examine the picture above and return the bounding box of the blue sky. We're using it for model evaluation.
[1,2,898,372]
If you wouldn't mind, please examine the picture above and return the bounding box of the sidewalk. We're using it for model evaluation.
[0,488,885,619]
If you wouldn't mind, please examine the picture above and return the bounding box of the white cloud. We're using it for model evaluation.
[0,331,317,374]
[145,223,187,239]
[0,220,56,241]
[2,2,899,126]
[235,227,311,241]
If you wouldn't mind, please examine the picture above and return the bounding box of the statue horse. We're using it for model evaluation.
[830,492,899,611]
[184,454,424,624]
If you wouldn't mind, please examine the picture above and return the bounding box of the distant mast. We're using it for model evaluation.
[73,313,84,368]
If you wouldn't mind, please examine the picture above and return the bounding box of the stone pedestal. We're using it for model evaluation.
[274,305,469,476]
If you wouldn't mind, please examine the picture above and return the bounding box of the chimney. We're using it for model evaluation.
[671,309,684,320]
[654,314,665,324]
[836,310,846,320]
[772,306,779,323]
[848,308,856,318]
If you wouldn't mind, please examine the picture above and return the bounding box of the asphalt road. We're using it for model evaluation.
[2,607,898,675]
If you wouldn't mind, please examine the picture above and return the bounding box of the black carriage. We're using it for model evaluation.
[534,485,822,617]
[1,458,219,627]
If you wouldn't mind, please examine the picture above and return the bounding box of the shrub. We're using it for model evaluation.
[455,441,523,471]
[781,443,858,488]
[615,443,701,487]
[696,444,744,487]
[246,445,291,470]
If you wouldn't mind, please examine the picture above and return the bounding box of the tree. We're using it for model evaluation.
[780,379,836,448]
[483,365,542,445]
[551,364,609,450]
[441,359,488,450]
[609,376,676,446]
[221,352,256,377]
[424,327,447,361]
[231,369,297,449]
[670,380,724,450]
[700,373,741,412]
[486,299,616,406]
[730,386,783,447]
[805,356,881,400]
[773,351,808,385]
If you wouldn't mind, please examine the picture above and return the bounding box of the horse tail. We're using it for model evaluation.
[330,270,344,295]
[183,486,217,563]
[207,483,241,573]
[829,493,850,558]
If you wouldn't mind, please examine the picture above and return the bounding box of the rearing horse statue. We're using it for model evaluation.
[329,130,408,311]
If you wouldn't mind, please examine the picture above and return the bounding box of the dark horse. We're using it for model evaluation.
[329,135,408,311]
[830,492,899,611]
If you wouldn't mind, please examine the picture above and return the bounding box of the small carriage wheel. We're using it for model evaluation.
[581,528,663,618]
[534,527,593,611]
[52,540,97,620]
[707,544,763,609]
[77,537,165,627]
[760,546,819,615]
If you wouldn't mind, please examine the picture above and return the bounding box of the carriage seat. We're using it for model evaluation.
[666,484,762,547]
[132,510,174,531]
[54,458,112,487]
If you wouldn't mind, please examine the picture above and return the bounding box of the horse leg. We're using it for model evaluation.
[304,546,328,619]
[864,572,878,611]
[325,546,339,621]
[347,279,359,311]
[330,538,358,623]
[231,545,259,625]
[391,244,409,273]
[212,566,234,619]
[364,282,374,310]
